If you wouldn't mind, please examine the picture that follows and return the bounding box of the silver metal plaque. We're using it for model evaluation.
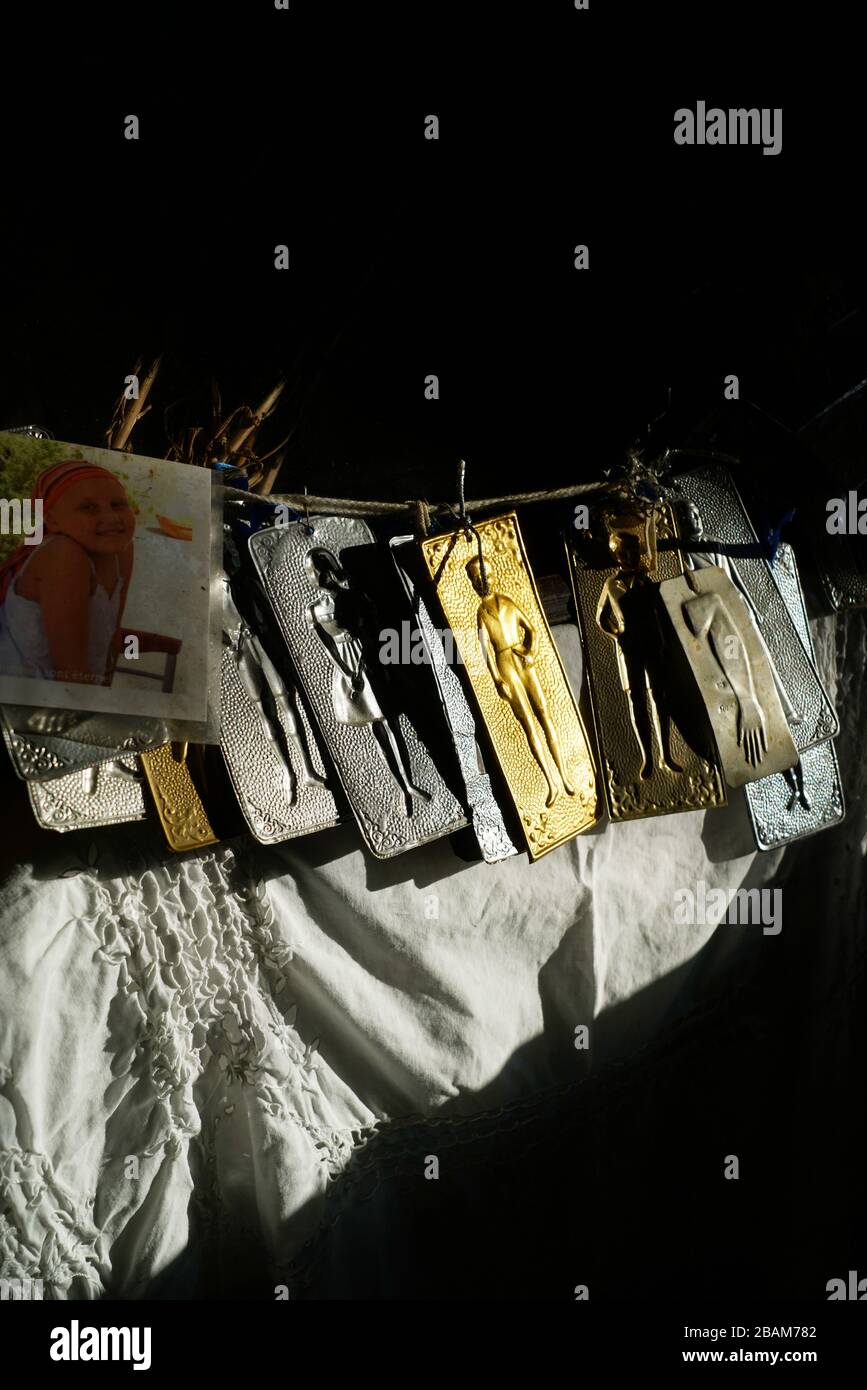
[1,705,167,781]
[744,542,844,850]
[670,466,838,752]
[249,517,467,858]
[219,575,340,844]
[28,755,147,831]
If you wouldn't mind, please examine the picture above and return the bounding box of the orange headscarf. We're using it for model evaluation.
[0,459,121,605]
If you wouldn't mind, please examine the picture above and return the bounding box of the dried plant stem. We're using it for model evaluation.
[227,379,286,457]
[106,354,163,451]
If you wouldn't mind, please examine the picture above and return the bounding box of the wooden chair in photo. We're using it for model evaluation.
[109,628,183,693]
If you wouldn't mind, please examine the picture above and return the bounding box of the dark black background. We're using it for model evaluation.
[1,3,865,1308]
[2,7,864,509]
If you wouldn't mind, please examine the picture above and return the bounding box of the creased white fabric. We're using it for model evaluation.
[0,616,855,1298]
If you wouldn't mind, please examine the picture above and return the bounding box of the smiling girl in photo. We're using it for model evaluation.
[0,459,135,685]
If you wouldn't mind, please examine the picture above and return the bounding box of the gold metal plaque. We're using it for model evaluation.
[421,512,599,859]
[140,742,219,852]
[567,502,727,821]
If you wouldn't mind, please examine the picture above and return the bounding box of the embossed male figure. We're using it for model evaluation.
[596,528,683,780]
[466,555,575,807]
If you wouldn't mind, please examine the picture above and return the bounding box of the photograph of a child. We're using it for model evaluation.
[0,434,213,722]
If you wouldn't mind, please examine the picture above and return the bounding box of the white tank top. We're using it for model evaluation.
[0,537,123,682]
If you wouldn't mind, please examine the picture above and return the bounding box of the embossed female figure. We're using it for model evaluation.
[679,500,808,800]
[222,574,325,803]
[679,501,801,726]
[304,548,430,814]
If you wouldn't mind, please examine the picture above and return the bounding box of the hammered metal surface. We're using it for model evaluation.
[28,756,147,831]
[744,543,844,849]
[1,705,168,782]
[670,466,838,750]
[140,744,219,852]
[659,567,798,787]
[219,645,339,844]
[421,513,598,859]
[250,518,467,859]
[814,533,867,612]
[568,504,727,822]
[391,536,518,863]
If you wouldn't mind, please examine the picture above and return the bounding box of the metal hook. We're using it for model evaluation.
[473,527,491,597]
[455,459,490,596]
[303,485,315,536]
[457,458,468,527]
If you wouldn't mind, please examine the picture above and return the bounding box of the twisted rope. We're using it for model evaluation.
[222,448,742,525]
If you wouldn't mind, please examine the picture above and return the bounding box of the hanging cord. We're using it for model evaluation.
[412,498,432,536]
[222,447,743,521]
[456,459,491,595]
[223,475,610,517]
[301,485,315,535]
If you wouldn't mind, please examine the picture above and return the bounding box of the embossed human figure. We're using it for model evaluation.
[304,547,430,815]
[222,575,326,803]
[680,565,769,770]
[680,501,807,796]
[596,529,683,779]
[466,555,575,808]
[680,501,801,725]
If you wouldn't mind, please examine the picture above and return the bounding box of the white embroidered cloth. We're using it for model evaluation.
[0,618,859,1298]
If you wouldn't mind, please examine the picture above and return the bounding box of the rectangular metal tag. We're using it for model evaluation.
[420,512,599,859]
[219,571,340,844]
[140,742,219,852]
[249,517,467,859]
[390,535,518,863]
[744,542,844,849]
[28,755,147,831]
[669,465,839,751]
[658,565,798,787]
[1,706,167,781]
[567,501,727,821]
